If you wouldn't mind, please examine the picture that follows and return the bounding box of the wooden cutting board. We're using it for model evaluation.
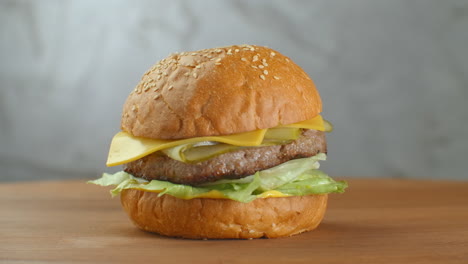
[1,178,467,263]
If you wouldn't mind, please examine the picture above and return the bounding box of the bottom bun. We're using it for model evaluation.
[120,189,328,239]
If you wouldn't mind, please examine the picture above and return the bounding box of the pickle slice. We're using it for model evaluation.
[161,143,192,162]
[323,119,333,132]
[162,143,240,163]
[183,144,240,163]
[162,128,304,163]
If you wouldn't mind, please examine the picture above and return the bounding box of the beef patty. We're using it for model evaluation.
[124,129,326,185]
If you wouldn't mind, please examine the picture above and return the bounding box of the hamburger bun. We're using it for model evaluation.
[121,45,321,139]
[114,44,332,239]
[121,189,328,239]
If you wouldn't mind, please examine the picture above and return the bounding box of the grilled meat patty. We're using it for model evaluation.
[124,129,326,185]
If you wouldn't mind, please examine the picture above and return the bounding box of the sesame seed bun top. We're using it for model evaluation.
[121,44,322,139]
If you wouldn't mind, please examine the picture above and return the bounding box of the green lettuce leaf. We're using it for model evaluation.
[275,169,347,196]
[88,154,347,203]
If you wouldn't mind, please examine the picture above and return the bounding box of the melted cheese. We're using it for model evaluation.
[279,114,325,130]
[107,129,267,166]
[107,115,324,166]
[257,190,290,198]
[134,188,289,199]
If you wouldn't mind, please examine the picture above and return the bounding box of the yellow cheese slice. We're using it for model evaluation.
[279,114,324,130]
[257,190,290,198]
[133,188,289,199]
[107,129,267,166]
[169,189,291,199]
[107,115,325,167]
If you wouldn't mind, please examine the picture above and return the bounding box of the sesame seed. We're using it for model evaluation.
[251,65,258,69]
[163,72,168,76]
[184,72,190,76]
[260,75,266,80]
[215,49,222,53]
[131,105,136,111]
[263,62,268,67]
[227,49,232,54]
[258,65,264,69]
[285,58,290,62]
[153,95,160,100]
[195,65,201,69]
[235,49,240,53]
[271,52,276,56]
[250,47,255,51]
[215,62,221,65]
[252,55,259,62]
[157,75,162,80]
[193,72,198,78]
[274,76,280,80]
[191,53,197,55]
[168,85,174,90]
[215,58,222,62]
[241,58,247,62]
[262,58,266,63]
[143,86,150,92]
[264,70,268,75]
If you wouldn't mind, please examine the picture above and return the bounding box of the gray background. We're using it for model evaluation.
[1,0,467,181]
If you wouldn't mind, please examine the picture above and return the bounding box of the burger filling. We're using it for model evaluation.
[123,129,327,185]
[89,119,347,203]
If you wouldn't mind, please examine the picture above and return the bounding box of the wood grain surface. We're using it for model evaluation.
[1,178,467,263]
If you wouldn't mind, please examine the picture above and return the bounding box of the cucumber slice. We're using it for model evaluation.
[162,127,305,163]
[183,144,240,163]
[323,119,333,132]
[161,143,191,162]
[162,143,240,163]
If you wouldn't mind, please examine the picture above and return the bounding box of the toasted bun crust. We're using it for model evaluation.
[121,45,322,139]
[120,189,328,239]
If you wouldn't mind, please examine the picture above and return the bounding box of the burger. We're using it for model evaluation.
[89,44,347,239]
